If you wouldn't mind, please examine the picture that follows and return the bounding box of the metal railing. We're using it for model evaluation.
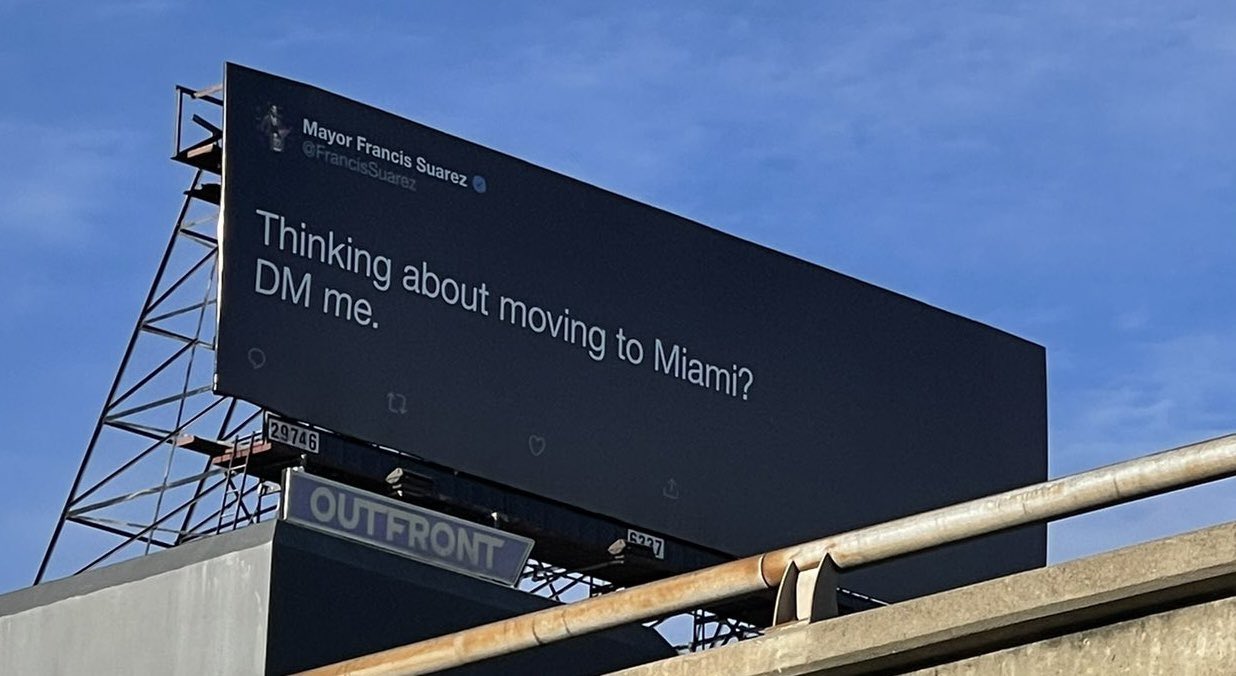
[298,432,1236,676]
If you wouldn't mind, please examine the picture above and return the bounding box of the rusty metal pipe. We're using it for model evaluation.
[299,433,1236,676]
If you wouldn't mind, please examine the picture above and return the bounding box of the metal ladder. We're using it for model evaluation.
[217,432,257,532]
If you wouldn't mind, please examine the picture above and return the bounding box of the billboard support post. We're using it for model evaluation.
[35,85,269,584]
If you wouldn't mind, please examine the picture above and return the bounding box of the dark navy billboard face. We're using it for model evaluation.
[218,63,1047,601]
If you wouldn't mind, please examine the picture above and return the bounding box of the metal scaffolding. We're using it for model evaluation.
[517,557,761,653]
[35,85,273,584]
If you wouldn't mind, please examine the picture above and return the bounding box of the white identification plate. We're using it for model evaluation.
[627,528,665,559]
[266,416,320,453]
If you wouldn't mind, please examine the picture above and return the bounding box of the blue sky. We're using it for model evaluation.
[2,2,1234,595]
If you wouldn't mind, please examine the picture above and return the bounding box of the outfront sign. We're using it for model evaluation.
[218,63,1047,601]
[280,470,533,586]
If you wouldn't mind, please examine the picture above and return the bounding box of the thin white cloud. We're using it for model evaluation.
[1049,328,1236,560]
[1058,330,1236,461]
[1114,308,1151,332]
[92,0,181,18]
[0,121,137,248]
[1050,478,1236,563]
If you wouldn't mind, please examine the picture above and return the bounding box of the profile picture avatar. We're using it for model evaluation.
[259,104,292,152]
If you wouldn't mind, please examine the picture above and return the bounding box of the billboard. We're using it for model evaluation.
[217,63,1047,601]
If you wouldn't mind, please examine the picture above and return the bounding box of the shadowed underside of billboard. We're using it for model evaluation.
[216,63,1047,602]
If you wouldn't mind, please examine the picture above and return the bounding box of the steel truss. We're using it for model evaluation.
[517,558,761,653]
[34,85,273,584]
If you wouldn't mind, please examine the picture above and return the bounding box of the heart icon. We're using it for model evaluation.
[527,435,547,457]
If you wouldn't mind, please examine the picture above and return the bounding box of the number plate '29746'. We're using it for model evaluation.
[266,415,319,453]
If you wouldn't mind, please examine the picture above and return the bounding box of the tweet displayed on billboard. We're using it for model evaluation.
[217,63,1048,601]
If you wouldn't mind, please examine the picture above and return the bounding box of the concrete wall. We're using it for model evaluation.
[909,594,1236,675]
[0,526,274,675]
[14,519,1235,674]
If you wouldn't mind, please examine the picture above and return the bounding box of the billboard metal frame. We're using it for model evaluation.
[212,65,1048,604]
